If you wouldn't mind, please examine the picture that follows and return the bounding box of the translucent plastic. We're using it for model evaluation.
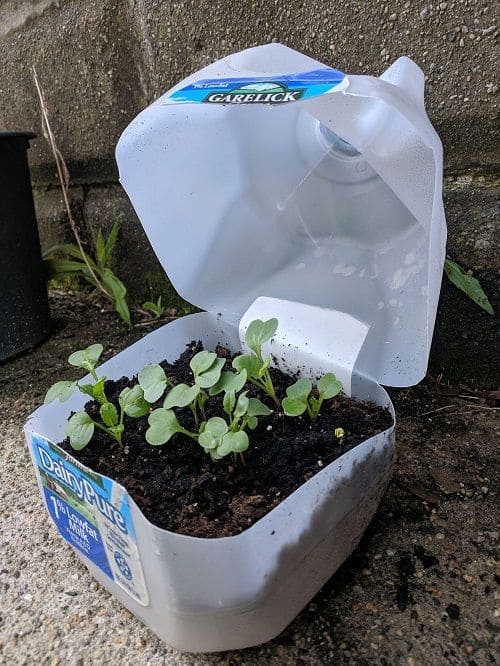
[25,313,395,652]
[117,44,446,387]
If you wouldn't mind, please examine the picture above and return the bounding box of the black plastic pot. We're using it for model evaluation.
[0,131,51,361]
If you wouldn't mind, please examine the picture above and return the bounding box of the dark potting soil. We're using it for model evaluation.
[59,342,393,538]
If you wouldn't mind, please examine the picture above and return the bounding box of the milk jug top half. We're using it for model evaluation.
[116,43,447,388]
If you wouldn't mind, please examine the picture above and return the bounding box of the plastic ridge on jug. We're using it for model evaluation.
[25,43,446,652]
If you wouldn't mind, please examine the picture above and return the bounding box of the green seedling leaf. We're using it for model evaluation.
[99,402,119,427]
[101,268,132,327]
[444,258,494,315]
[44,380,77,404]
[309,396,320,413]
[257,355,271,379]
[138,364,169,403]
[247,415,258,430]
[247,397,271,417]
[282,396,308,417]
[43,257,87,277]
[79,377,107,404]
[119,385,150,418]
[245,318,278,356]
[190,351,217,377]
[198,416,228,451]
[218,431,250,457]
[96,229,106,267]
[142,295,164,318]
[146,408,185,446]
[195,357,226,389]
[234,391,249,419]
[223,390,236,416]
[163,383,200,409]
[68,344,103,372]
[103,220,121,266]
[232,354,261,379]
[317,373,342,399]
[66,412,94,450]
[209,370,247,396]
[286,378,312,401]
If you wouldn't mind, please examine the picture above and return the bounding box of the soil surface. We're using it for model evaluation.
[59,342,392,537]
[0,291,498,665]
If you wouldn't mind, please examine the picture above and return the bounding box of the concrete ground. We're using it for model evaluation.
[0,291,498,665]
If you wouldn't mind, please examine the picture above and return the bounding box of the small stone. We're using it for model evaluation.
[439,2,447,9]
[436,533,445,540]
[389,13,397,21]
[386,549,396,556]
[420,7,429,19]
[474,239,491,251]
[459,38,465,47]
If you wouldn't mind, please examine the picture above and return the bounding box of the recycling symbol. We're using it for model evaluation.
[114,550,132,580]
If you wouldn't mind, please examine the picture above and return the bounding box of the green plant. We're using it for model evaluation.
[142,295,165,319]
[44,220,131,327]
[145,387,269,460]
[232,318,279,405]
[45,343,149,449]
[142,351,227,432]
[282,373,342,419]
[444,258,494,315]
[33,69,131,328]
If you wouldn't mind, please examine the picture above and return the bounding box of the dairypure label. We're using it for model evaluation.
[163,68,346,105]
[30,433,149,606]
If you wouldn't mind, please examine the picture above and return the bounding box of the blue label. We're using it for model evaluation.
[30,433,149,605]
[43,485,113,577]
[163,67,345,105]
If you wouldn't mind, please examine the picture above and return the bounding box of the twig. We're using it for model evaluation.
[133,317,176,329]
[417,404,457,417]
[32,67,109,299]
[405,404,500,419]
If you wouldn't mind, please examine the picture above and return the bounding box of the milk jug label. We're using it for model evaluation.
[163,68,346,105]
[29,433,149,606]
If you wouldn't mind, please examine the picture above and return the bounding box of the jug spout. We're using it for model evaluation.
[380,56,425,108]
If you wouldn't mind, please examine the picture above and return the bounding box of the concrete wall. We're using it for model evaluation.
[1,0,499,302]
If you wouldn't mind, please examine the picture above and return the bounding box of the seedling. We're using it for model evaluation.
[45,343,106,406]
[232,318,279,405]
[66,385,150,449]
[146,384,270,461]
[159,351,226,424]
[45,343,150,449]
[200,390,270,460]
[142,295,165,319]
[282,373,342,420]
